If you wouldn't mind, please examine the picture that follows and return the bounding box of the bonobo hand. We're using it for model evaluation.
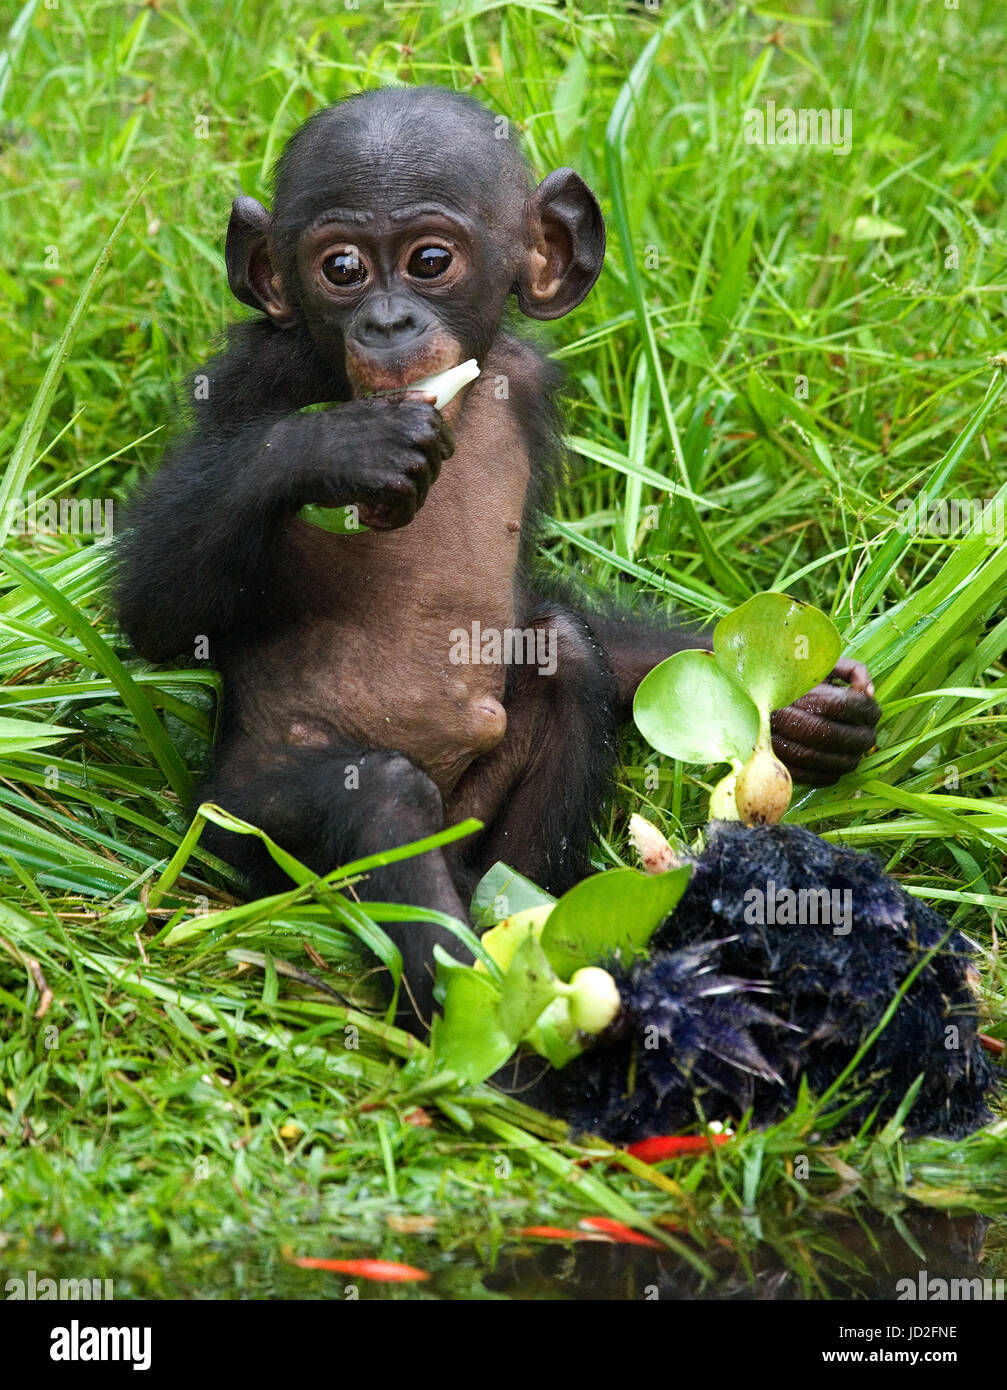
[295,394,455,530]
[771,658,880,786]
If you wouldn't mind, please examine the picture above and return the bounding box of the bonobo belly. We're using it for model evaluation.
[226,354,534,795]
[235,617,509,795]
[229,516,523,796]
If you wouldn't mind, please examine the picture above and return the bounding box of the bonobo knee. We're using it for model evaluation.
[529,607,618,702]
[199,743,444,889]
[354,749,444,836]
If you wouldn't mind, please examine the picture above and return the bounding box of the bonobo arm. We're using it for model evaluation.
[581,610,880,786]
[579,611,709,720]
[115,395,453,663]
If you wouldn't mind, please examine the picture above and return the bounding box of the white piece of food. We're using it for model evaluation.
[393,357,480,409]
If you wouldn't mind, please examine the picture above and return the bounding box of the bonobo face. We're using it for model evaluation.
[292,157,520,394]
[225,86,606,399]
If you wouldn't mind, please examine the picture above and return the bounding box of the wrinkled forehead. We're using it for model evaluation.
[274,97,530,234]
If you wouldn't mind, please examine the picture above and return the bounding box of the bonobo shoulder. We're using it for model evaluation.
[188,319,347,433]
[489,332,565,406]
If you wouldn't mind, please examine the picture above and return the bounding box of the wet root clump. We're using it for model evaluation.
[522,823,999,1142]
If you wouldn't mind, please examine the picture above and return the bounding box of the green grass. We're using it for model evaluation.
[0,0,1005,1298]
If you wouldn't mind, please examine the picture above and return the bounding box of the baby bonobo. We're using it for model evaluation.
[116,86,880,1033]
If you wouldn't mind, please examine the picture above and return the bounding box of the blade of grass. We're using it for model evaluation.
[0,179,150,544]
[1,549,190,798]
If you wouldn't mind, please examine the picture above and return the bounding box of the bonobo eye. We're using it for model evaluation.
[322,248,366,287]
[407,245,452,279]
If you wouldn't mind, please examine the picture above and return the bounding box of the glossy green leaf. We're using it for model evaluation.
[0,715,72,753]
[849,214,906,241]
[478,904,553,975]
[497,932,560,1042]
[541,865,692,979]
[714,592,842,718]
[525,996,583,1069]
[706,212,755,329]
[634,649,759,764]
[745,368,785,430]
[298,504,368,534]
[429,953,513,1086]
[470,860,556,928]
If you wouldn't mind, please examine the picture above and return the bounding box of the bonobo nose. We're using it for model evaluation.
[354,294,428,349]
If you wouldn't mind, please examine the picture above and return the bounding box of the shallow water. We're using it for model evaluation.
[8,1209,1005,1301]
[487,1210,1000,1301]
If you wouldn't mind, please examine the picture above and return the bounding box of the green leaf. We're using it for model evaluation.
[430,955,513,1086]
[470,861,555,928]
[634,649,759,764]
[552,40,591,148]
[706,212,756,329]
[540,865,692,979]
[297,504,368,534]
[497,933,560,1042]
[713,592,842,719]
[745,368,785,430]
[848,214,906,241]
[478,904,553,975]
[0,715,71,753]
[660,326,711,369]
[525,997,583,1069]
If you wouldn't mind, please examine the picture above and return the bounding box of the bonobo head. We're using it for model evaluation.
[225,86,606,396]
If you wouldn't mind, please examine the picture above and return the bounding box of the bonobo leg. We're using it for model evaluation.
[448,606,620,897]
[200,742,470,1032]
[580,611,880,785]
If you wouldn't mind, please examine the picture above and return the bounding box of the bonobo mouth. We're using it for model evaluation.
[345,335,462,398]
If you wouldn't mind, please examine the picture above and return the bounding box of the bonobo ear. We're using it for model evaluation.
[225,194,295,325]
[516,169,606,320]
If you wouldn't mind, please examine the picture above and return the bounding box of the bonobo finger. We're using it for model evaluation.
[410,469,433,510]
[403,448,433,481]
[382,389,438,414]
[416,431,448,480]
[771,702,877,756]
[771,733,860,785]
[789,679,881,731]
[428,414,455,462]
[399,395,454,462]
[831,657,875,697]
[359,494,417,530]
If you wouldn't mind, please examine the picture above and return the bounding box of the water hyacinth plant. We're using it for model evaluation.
[430,861,692,1084]
[634,591,843,824]
[431,592,998,1147]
